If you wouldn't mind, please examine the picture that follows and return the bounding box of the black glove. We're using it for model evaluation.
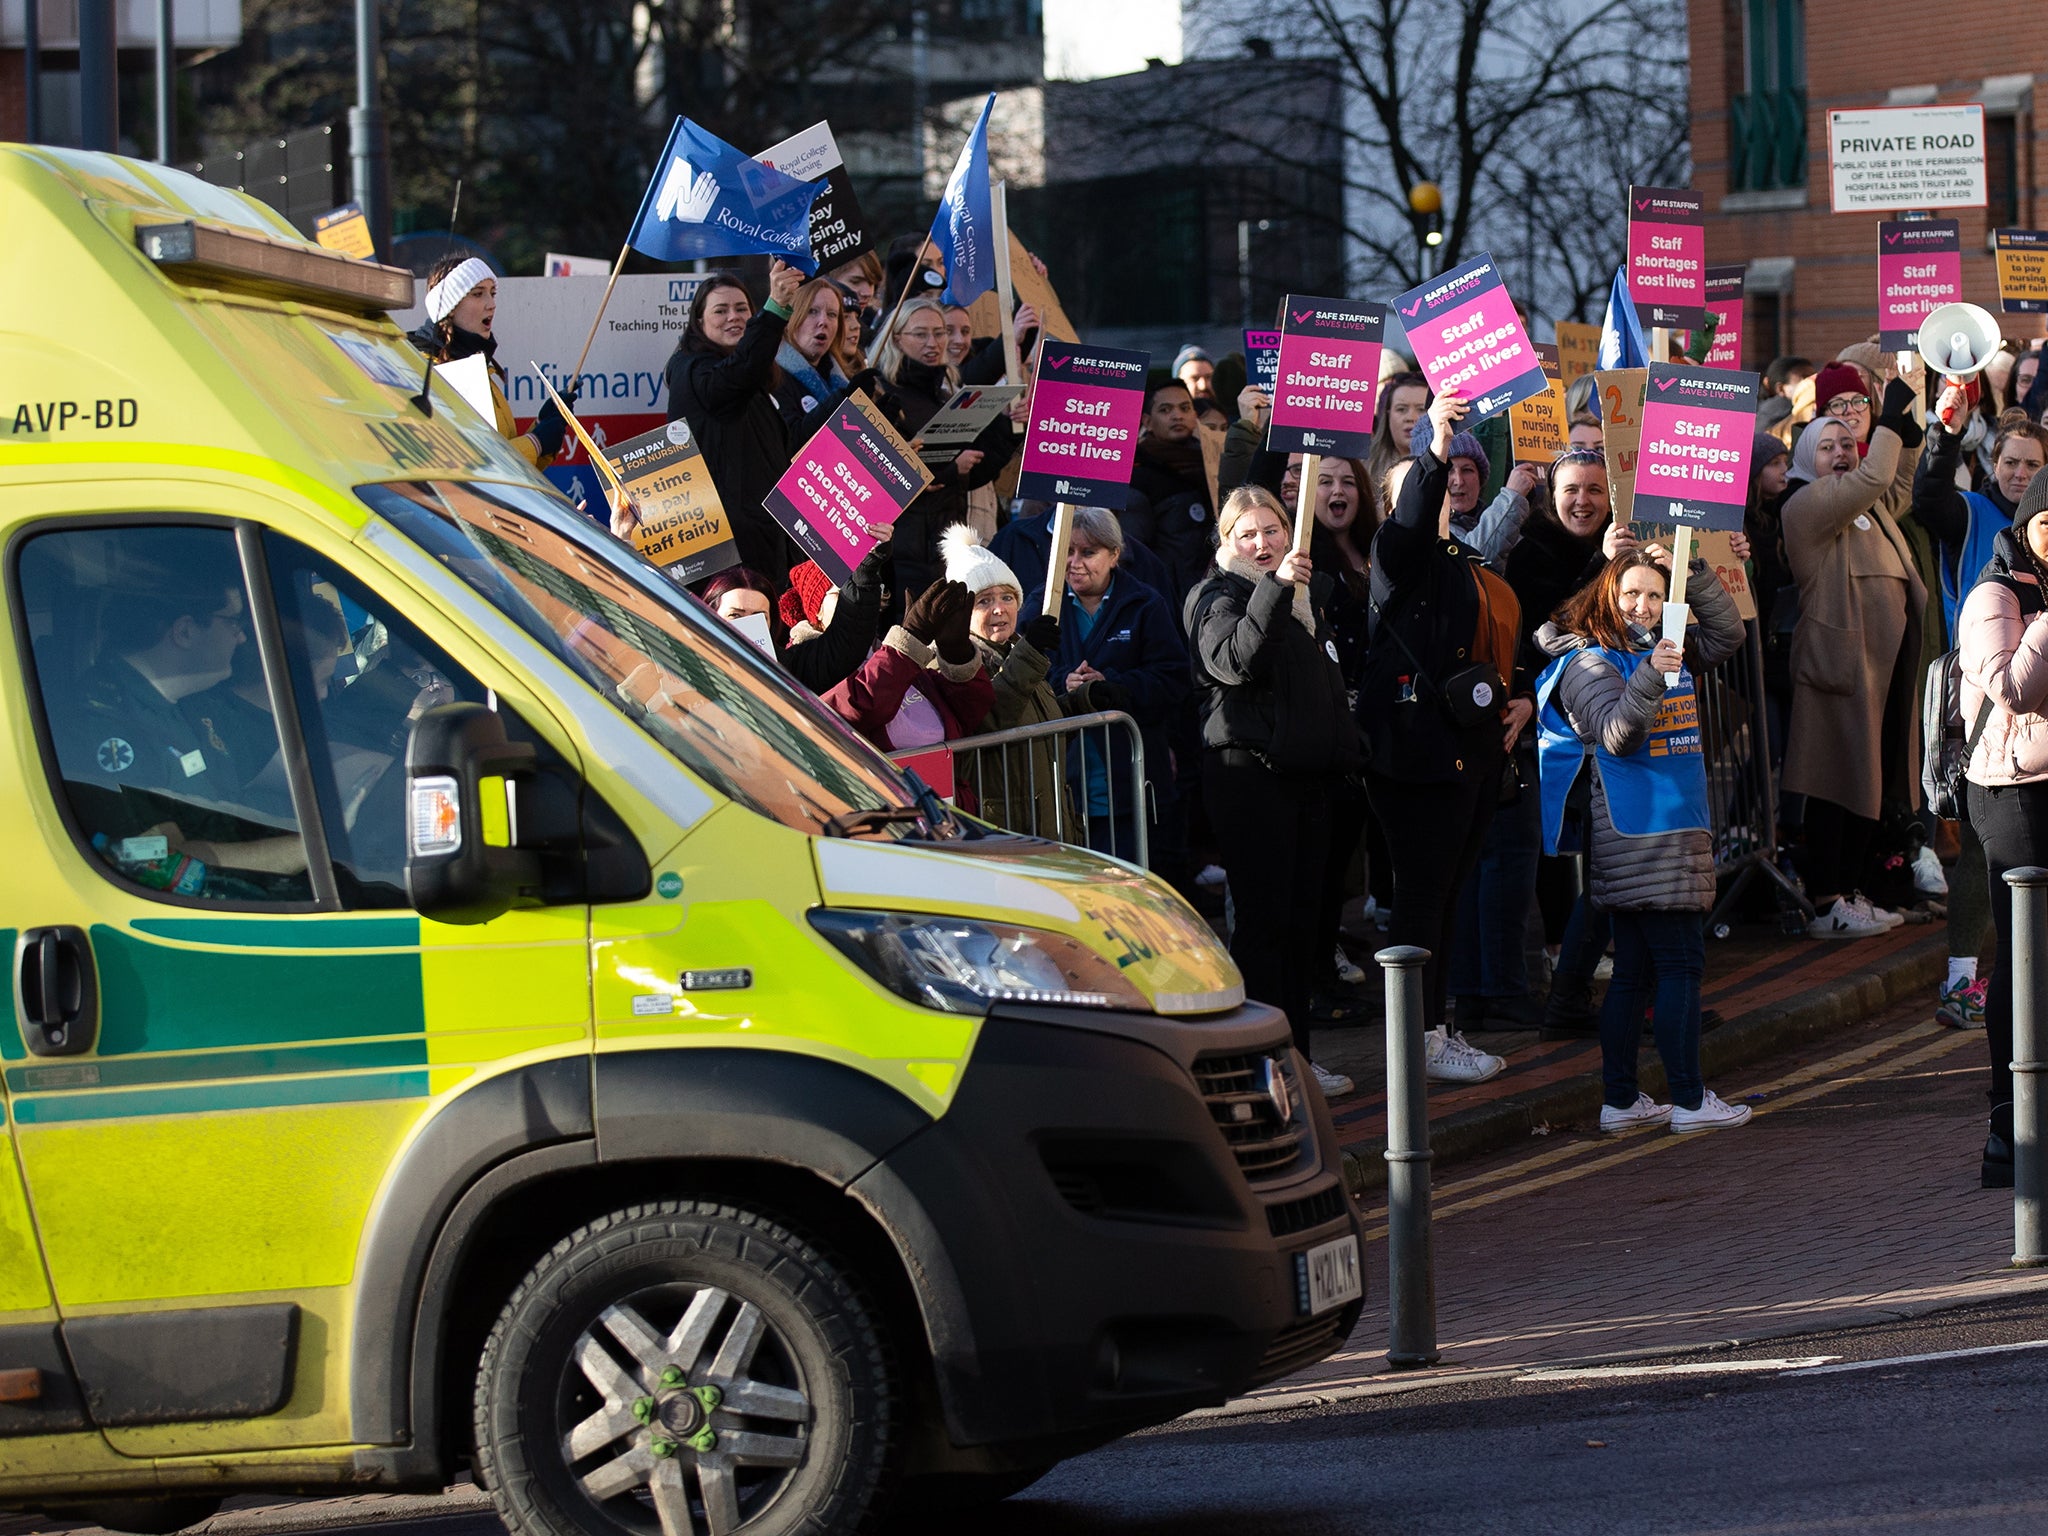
[1877,376,1923,450]
[532,392,571,458]
[935,581,976,664]
[903,579,967,647]
[1085,679,1131,713]
[1023,613,1060,653]
[851,537,893,590]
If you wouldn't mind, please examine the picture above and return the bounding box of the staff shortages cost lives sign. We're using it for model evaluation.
[1017,341,1149,506]
[1394,251,1547,424]
[1635,363,1761,531]
[1268,294,1386,456]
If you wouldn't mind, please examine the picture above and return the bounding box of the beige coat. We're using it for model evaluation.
[1780,425,1927,820]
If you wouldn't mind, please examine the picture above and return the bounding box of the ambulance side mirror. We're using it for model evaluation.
[404,703,542,925]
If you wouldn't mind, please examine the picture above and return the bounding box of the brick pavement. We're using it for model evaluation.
[1237,992,2046,1410]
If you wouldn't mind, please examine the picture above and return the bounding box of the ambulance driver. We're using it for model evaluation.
[409,256,574,470]
[39,533,311,898]
[1533,548,1750,1134]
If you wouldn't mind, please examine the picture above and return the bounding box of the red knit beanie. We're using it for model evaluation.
[781,561,833,628]
[1812,362,1869,415]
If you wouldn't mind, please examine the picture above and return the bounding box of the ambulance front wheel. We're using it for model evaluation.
[474,1200,899,1536]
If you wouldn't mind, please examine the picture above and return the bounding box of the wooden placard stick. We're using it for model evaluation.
[1292,452,1321,556]
[1650,325,1671,364]
[1668,524,1693,606]
[530,364,626,502]
[991,180,1022,385]
[569,240,633,382]
[1043,501,1078,618]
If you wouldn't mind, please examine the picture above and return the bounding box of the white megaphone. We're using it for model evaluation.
[1915,301,2004,380]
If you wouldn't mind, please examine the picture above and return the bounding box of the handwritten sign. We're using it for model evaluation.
[765,390,932,584]
[1555,321,1601,390]
[1828,104,1987,214]
[606,421,738,582]
[1995,229,2048,314]
[1016,340,1149,506]
[1878,219,1962,349]
[1697,529,1758,621]
[1596,368,1648,523]
[1268,294,1385,456]
[1634,364,1761,532]
[1394,252,1546,423]
[1626,185,1706,330]
[1509,344,1569,461]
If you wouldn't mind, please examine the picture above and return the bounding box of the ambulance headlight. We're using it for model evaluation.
[810,910,1150,1015]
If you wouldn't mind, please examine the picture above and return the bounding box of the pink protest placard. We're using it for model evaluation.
[1696,266,1745,369]
[1627,185,1706,330]
[1016,340,1149,506]
[764,390,932,583]
[1393,252,1547,423]
[1266,294,1386,457]
[1634,363,1761,531]
[1878,219,1962,349]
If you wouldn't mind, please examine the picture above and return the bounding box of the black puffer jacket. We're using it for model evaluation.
[666,308,795,586]
[1359,445,1503,784]
[1184,554,1360,775]
[874,358,1018,599]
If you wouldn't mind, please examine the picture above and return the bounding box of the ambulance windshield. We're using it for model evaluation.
[358,479,936,839]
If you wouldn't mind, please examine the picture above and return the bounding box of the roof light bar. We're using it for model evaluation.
[135,220,416,312]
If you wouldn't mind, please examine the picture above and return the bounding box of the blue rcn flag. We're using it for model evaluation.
[627,117,823,273]
[1597,265,1649,371]
[931,94,997,306]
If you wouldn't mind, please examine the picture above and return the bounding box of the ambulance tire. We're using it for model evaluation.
[474,1200,899,1536]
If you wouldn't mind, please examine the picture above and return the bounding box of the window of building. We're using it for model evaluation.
[1730,0,1807,192]
[1987,114,2021,228]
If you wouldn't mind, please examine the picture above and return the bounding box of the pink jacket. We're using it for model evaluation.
[1960,566,2048,786]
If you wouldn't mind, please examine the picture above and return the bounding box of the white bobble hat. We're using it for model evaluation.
[940,523,1021,598]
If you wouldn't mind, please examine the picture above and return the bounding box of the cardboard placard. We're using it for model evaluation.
[1696,528,1758,621]
[606,420,740,582]
[1626,185,1706,330]
[314,202,376,261]
[1688,265,1746,369]
[1634,364,1761,531]
[1596,368,1648,522]
[916,385,1023,465]
[1244,329,1282,393]
[756,120,873,272]
[1827,105,1988,214]
[1878,219,1962,349]
[967,232,1081,344]
[1555,321,1601,389]
[1394,252,1547,422]
[1016,340,1149,506]
[1267,294,1386,456]
[1509,344,1569,461]
[765,391,933,584]
[1995,229,2048,315]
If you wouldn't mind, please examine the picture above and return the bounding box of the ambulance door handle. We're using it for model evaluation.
[15,928,97,1057]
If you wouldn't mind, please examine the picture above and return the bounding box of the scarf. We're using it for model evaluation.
[776,341,845,407]
[1216,548,1315,631]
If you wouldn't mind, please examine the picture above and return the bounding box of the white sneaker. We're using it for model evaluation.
[1311,1061,1355,1098]
[1599,1092,1673,1133]
[1594,954,1615,980]
[1425,1026,1505,1084]
[1848,891,1905,929]
[1195,863,1228,888]
[1333,945,1367,987]
[1807,896,1889,939]
[1670,1088,1753,1133]
[1912,844,1949,897]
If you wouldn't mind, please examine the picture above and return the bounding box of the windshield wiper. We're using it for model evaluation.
[821,805,930,839]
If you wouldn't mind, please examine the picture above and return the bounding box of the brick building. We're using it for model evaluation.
[1688,0,2045,368]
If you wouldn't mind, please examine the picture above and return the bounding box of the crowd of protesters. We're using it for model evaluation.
[416,240,2048,1166]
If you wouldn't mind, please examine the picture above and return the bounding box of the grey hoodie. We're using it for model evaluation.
[1534,562,1746,911]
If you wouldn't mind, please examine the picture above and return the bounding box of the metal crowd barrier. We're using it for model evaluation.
[1692,619,1813,935]
[892,709,1151,867]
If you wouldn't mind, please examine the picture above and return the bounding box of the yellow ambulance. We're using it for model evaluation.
[0,145,1363,1536]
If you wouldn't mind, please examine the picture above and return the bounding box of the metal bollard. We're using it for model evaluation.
[2007,868,2048,1267]
[1377,945,1439,1367]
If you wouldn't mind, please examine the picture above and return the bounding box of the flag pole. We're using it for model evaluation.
[991,179,1021,385]
[569,240,633,384]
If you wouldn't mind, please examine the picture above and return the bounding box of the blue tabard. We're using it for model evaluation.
[1535,645,1710,857]
[1940,491,2007,639]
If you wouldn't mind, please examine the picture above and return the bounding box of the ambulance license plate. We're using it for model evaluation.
[1297,1235,1362,1316]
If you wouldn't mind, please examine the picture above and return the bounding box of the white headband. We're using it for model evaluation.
[426,257,495,324]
